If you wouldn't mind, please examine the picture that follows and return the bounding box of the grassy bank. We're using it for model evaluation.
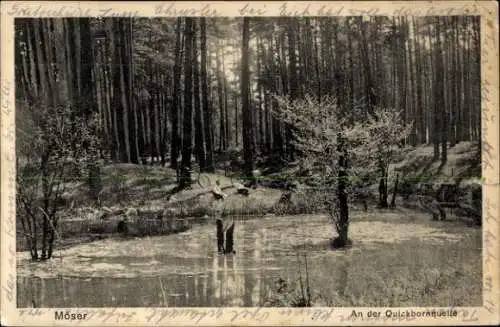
[267,231,482,307]
[262,210,482,307]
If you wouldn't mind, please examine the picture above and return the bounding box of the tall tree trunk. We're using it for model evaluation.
[111,19,133,163]
[430,19,440,159]
[241,17,255,181]
[436,18,447,163]
[360,17,387,207]
[270,31,283,155]
[313,19,322,101]
[200,18,214,172]
[43,20,57,105]
[463,17,471,141]
[160,71,168,166]
[256,37,265,154]
[25,19,39,98]
[102,30,117,160]
[286,18,299,161]
[221,53,231,149]
[347,18,355,117]
[407,18,417,145]
[413,17,424,144]
[359,17,376,116]
[179,18,194,189]
[170,18,183,169]
[332,18,344,108]
[215,42,226,152]
[400,18,408,143]
[277,25,289,155]
[193,20,206,170]
[454,16,463,143]
[441,18,449,163]
[471,16,480,146]
[80,18,94,117]
[128,19,139,164]
[34,19,50,105]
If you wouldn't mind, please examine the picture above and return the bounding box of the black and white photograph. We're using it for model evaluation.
[2,1,499,326]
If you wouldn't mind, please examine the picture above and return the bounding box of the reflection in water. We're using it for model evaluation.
[253,229,263,306]
[203,272,209,305]
[233,222,244,306]
[336,257,349,299]
[17,216,471,307]
[194,267,199,300]
[212,255,219,301]
[222,256,228,304]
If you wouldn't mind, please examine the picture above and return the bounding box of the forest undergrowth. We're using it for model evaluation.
[16,141,481,253]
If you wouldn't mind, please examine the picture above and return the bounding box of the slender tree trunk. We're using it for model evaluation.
[455,16,463,143]
[193,20,206,170]
[407,19,417,145]
[34,19,49,104]
[241,17,255,181]
[200,18,214,172]
[313,20,322,101]
[80,18,94,117]
[256,37,264,153]
[111,19,133,162]
[271,32,283,155]
[43,20,57,105]
[160,71,168,166]
[471,16,480,145]
[179,18,194,189]
[431,18,441,159]
[359,17,376,116]
[215,42,226,152]
[222,53,231,149]
[436,18,447,163]
[233,86,239,148]
[170,18,182,169]
[286,18,299,160]
[399,18,408,143]
[463,17,471,141]
[413,18,424,144]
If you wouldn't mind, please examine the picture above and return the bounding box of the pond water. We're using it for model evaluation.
[17,213,474,307]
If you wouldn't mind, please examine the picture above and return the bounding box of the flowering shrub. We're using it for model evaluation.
[272,94,411,245]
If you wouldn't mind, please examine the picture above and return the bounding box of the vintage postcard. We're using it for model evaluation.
[1,1,499,326]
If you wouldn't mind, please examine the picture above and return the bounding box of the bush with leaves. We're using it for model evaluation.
[16,102,100,261]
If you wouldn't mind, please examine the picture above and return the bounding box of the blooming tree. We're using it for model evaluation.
[346,107,412,207]
[272,94,411,247]
[272,95,352,247]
